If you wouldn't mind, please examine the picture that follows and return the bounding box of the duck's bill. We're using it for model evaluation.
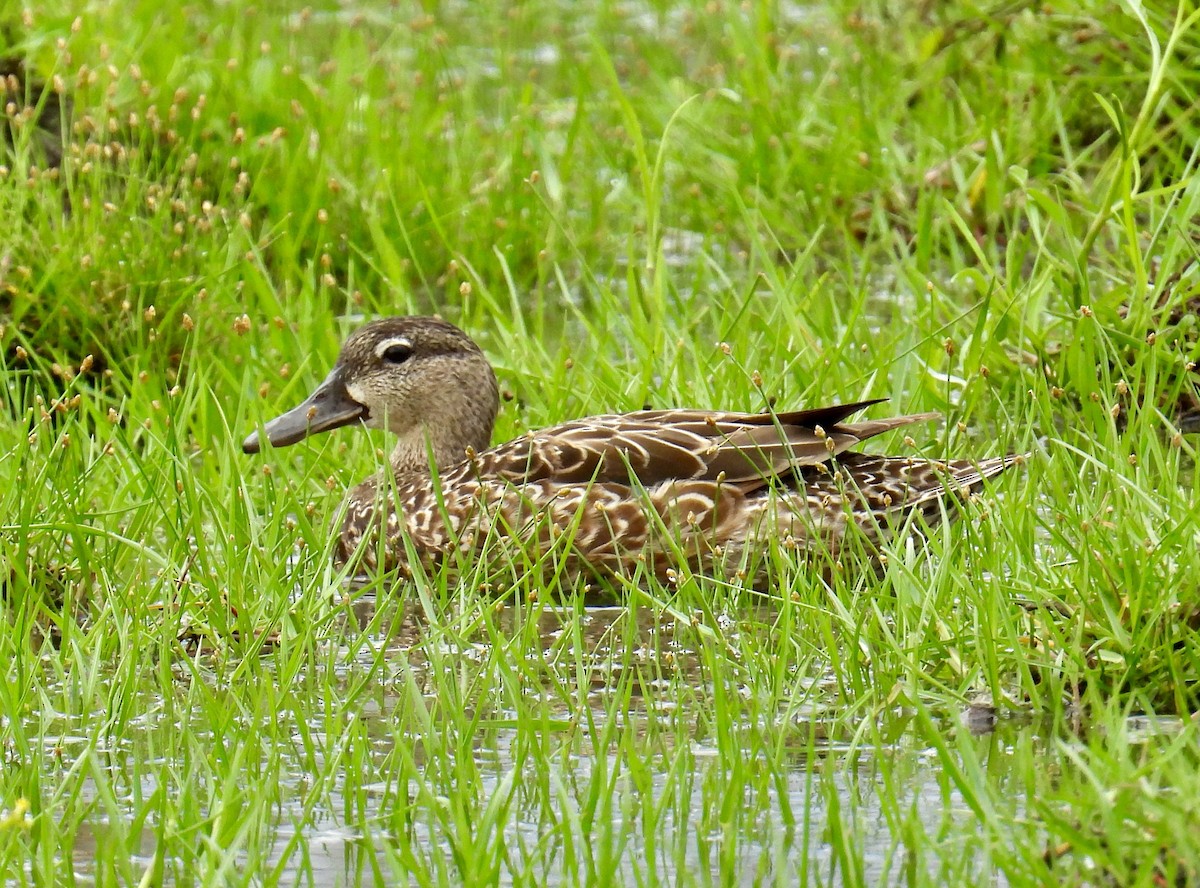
[242,369,367,453]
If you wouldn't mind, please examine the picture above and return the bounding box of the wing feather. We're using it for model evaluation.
[460,401,941,491]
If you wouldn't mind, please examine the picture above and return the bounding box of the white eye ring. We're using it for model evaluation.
[376,337,413,363]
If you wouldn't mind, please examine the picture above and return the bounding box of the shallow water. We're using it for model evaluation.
[29,598,1069,886]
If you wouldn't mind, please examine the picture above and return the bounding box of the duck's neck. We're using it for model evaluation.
[387,409,497,479]
[384,355,499,480]
[388,428,475,479]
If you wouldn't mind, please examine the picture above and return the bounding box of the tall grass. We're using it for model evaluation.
[2,1,1199,885]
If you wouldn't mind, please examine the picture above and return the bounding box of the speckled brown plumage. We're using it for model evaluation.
[244,317,1021,582]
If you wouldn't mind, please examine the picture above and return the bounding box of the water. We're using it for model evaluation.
[24,598,1065,886]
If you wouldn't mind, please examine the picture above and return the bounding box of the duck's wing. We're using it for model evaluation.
[469,399,941,490]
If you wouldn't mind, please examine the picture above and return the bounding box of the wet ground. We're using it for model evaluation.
[31,596,1095,886]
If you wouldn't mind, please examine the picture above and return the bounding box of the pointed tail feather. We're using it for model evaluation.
[835,412,941,444]
[833,451,1025,518]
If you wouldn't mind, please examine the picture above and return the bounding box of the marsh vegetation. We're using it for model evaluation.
[2,2,1199,885]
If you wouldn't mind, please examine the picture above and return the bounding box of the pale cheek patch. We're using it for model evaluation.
[345,381,378,427]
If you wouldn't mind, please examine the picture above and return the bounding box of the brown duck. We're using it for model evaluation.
[243,317,1020,581]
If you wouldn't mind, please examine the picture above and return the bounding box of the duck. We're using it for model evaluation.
[243,316,1020,582]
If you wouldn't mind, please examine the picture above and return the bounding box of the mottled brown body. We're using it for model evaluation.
[337,448,1011,580]
[244,318,1019,583]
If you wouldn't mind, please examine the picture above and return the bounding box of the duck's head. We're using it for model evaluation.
[243,316,499,473]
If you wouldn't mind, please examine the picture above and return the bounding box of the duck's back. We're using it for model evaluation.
[334,406,1017,579]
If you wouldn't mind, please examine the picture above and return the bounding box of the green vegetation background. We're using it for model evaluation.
[2,1,1199,885]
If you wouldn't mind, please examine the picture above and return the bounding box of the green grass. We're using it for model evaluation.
[3,0,1200,885]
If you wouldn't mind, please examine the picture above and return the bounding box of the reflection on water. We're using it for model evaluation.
[29,594,1065,885]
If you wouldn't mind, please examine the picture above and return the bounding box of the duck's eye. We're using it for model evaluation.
[381,343,412,365]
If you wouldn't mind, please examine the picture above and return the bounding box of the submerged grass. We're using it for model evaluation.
[3,0,1200,885]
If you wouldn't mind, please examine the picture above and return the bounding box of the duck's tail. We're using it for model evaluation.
[831,451,1025,535]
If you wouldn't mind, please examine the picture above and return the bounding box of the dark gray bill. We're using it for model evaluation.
[242,368,367,453]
